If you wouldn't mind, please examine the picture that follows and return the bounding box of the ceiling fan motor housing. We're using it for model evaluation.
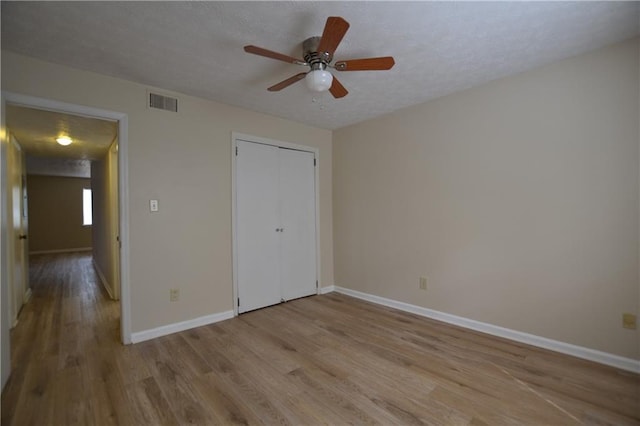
[303,36,332,70]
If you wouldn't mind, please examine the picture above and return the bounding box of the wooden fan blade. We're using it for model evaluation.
[317,16,350,57]
[334,56,395,71]
[267,73,307,91]
[244,45,304,65]
[329,76,348,99]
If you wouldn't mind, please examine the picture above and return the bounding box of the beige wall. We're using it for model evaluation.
[27,175,92,253]
[91,139,119,299]
[4,40,636,360]
[333,38,640,359]
[1,51,333,333]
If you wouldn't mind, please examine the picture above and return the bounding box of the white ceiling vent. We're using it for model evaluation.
[148,92,178,112]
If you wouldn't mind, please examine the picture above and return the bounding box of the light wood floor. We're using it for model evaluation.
[2,252,639,425]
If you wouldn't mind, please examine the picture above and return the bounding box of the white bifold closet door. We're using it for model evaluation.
[236,140,317,313]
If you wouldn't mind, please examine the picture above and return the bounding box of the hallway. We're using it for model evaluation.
[1,252,121,424]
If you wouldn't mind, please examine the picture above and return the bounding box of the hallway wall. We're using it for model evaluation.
[27,175,92,253]
[91,140,120,299]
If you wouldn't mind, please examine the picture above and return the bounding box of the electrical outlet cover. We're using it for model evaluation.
[170,288,179,302]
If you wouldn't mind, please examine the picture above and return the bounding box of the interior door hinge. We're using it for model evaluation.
[316,280,318,288]
[237,297,240,307]
[236,146,238,156]
[314,158,316,166]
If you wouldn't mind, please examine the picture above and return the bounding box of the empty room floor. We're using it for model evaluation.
[1,252,639,425]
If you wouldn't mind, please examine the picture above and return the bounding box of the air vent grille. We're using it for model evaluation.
[149,92,178,112]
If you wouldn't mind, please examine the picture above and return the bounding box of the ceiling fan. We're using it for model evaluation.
[244,16,395,99]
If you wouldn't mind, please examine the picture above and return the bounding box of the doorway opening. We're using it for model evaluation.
[1,92,131,352]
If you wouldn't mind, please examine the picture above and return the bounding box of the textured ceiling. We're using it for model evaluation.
[2,2,639,130]
[6,105,117,160]
[26,157,91,179]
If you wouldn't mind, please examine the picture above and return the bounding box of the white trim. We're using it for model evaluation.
[319,285,335,294]
[118,114,131,344]
[2,91,132,345]
[29,247,92,255]
[231,132,321,316]
[233,132,320,154]
[130,310,234,344]
[92,259,115,300]
[331,286,640,374]
[3,93,120,122]
[231,133,238,315]
[1,92,10,390]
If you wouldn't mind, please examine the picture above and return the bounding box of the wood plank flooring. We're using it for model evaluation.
[2,252,639,425]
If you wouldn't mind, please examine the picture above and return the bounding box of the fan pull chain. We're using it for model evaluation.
[311,94,326,110]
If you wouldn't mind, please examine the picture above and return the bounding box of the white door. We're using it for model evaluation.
[279,148,316,301]
[236,140,317,313]
[236,141,281,313]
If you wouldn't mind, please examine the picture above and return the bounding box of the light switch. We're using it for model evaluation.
[150,199,159,212]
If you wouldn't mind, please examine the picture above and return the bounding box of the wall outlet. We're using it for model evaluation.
[622,313,637,329]
[170,288,179,302]
[419,276,428,290]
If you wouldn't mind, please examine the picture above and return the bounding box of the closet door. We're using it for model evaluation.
[279,148,317,300]
[236,140,281,313]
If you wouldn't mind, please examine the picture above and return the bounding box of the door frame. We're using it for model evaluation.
[231,132,320,316]
[0,91,132,344]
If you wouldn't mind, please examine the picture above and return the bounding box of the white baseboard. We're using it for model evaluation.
[131,310,235,344]
[331,286,640,374]
[319,285,335,295]
[92,260,115,300]
[30,247,92,255]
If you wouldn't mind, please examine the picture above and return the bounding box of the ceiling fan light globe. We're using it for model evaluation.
[305,69,333,92]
